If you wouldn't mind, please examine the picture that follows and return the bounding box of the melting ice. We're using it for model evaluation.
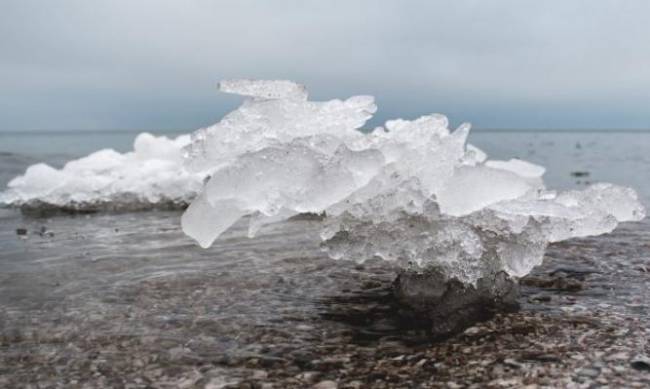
[2,80,645,285]
[0,133,205,212]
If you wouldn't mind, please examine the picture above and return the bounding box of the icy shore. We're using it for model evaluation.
[1,80,645,287]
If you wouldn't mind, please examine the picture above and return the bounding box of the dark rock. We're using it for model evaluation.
[528,294,551,303]
[631,355,650,371]
[289,350,315,368]
[393,270,519,338]
[288,212,326,221]
[361,280,382,290]
[256,355,287,368]
[38,226,54,237]
[520,275,582,291]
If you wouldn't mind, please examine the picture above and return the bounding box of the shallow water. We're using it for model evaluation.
[1,130,649,386]
[1,207,649,385]
[2,206,649,333]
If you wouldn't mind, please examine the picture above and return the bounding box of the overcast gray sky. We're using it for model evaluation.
[1,0,649,131]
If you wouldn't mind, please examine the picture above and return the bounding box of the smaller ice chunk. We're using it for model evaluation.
[485,159,545,179]
[462,144,488,165]
[555,183,645,222]
[218,79,308,100]
[436,166,536,216]
[384,114,451,138]
[1,133,205,211]
[182,194,247,249]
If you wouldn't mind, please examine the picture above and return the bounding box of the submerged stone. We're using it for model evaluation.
[394,270,519,337]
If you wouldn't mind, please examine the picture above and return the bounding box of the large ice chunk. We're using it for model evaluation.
[180,80,645,285]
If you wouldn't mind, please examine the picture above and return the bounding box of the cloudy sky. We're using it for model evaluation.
[2,0,649,131]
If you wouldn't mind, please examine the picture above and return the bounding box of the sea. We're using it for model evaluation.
[1,129,649,385]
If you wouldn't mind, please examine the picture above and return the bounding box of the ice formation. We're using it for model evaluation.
[180,80,645,285]
[2,79,645,285]
[1,133,205,211]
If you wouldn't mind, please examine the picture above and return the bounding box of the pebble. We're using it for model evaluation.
[205,377,239,389]
[414,358,428,368]
[251,369,268,380]
[313,380,337,389]
[577,367,600,378]
[503,358,523,369]
[296,371,320,383]
[605,352,629,361]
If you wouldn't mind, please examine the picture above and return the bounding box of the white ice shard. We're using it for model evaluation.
[183,80,376,172]
[180,80,645,284]
[218,79,308,100]
[1,133,205,211]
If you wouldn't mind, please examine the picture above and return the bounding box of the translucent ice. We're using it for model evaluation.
[183,80,375,172]
[180,80,645,284]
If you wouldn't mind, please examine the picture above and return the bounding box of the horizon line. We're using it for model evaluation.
[2,128,650,135]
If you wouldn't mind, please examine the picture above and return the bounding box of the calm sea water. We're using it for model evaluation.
[1,130,649,385]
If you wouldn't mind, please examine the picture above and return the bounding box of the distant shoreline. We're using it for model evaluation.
[2,128,650,135]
